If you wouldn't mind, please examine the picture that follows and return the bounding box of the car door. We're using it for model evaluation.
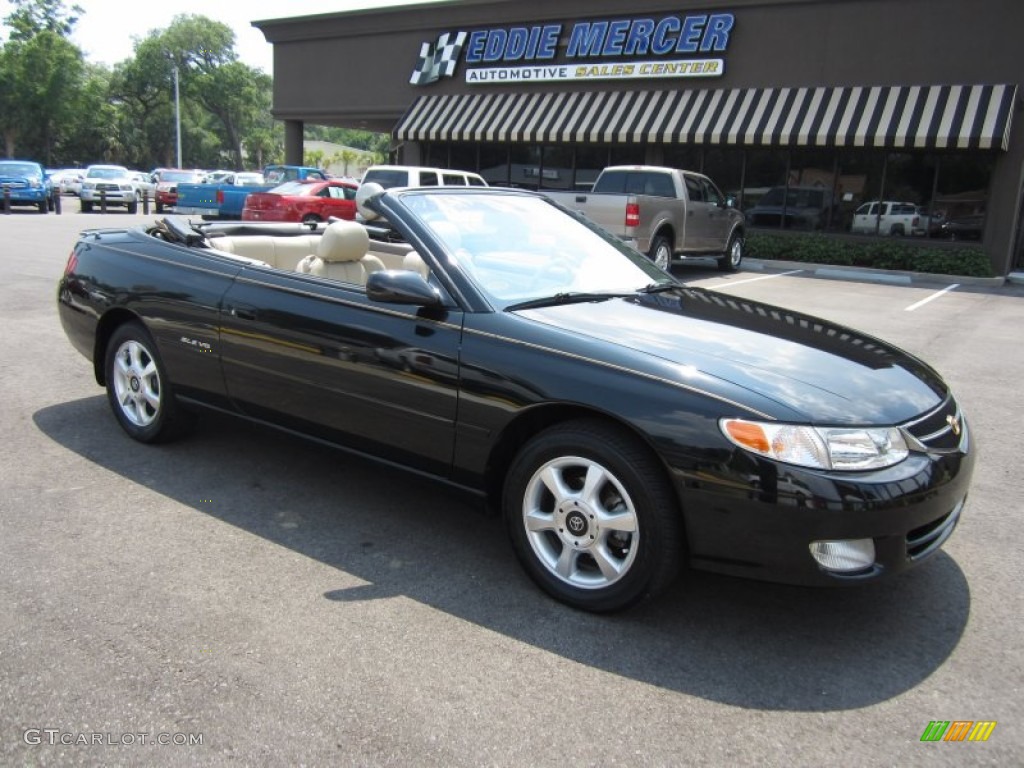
[323,184,357,220]
[682,175,714,251]
[218,266,463,476]
[700,177,734,250]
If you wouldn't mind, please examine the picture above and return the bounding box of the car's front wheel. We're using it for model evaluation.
[80,200,93,213]
[104,322,192,443]
[504,419,682,612]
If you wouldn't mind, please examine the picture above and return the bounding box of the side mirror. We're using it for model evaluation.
[366,269,442,307]
[724,195,737,209]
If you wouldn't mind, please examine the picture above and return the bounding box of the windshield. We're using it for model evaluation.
[0,162,42,178]
[87,167,128,179]
[162,170,200,182]
[269,181,314,195]
[399,191,670,309]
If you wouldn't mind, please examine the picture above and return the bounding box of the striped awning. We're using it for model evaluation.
[395,83,1017,151]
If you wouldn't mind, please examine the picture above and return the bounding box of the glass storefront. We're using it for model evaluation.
[428,139,997,243]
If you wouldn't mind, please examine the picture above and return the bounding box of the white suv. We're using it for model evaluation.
[850,201,922,236]
[361,165,487,189]
[80,165,140,213]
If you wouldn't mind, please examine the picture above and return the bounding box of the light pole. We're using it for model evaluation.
[172,63,182,168]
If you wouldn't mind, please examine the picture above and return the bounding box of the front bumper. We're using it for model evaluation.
[680,426,975,586]
[1,184,49,203]
[81,188,134,204]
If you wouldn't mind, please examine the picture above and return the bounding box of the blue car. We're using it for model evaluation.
[0,159,54,213]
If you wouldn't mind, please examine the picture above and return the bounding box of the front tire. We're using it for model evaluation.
[647,235,673,271]
[38,199,48,213]
[104,322,192,443]
[718,235,743,272]
[504,419,682,612]
[80,200,93,213]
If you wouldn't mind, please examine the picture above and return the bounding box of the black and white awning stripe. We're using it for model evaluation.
[395,84,1017,150]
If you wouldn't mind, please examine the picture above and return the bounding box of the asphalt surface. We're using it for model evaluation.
[1,206,1022,766]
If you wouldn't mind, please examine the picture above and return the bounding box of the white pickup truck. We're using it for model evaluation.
[543,166,745,271]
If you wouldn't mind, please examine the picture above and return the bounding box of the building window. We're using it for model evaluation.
[479,144,509,186]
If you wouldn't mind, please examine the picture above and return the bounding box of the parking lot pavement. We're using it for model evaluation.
[1,211,1022,765]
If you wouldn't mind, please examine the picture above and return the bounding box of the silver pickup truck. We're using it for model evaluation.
[544,166,745,272]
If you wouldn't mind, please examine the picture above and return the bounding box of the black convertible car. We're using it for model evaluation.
[57,185,974,612]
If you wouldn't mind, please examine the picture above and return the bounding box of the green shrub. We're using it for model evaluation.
[744,232,994,277]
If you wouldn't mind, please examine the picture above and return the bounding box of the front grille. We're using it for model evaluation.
[901,394,967,453]
[907,498,964,560]
[1,181,27,189]
[96,183,121,192]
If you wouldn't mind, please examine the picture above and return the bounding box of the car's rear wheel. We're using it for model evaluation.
[302,214,322,225]
[647,235,672,271]
[104,322,192,443]
[155,201,164,213]
[504,419,682,612]
[718,235,743,272]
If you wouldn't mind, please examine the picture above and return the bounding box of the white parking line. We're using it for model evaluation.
[905,284,960,311]
[710,269,804,288]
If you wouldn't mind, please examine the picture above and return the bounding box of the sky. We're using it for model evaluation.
[0,0,451,73]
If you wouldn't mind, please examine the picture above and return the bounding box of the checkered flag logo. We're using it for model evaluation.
[409,31,468,86]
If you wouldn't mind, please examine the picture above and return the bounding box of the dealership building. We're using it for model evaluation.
[255,0,1023,276]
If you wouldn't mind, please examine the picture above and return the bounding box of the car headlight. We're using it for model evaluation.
[120,184,132,191]
[83,182,95,190]
[720,419,909,471]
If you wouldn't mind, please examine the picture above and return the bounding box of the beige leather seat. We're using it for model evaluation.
[297,220,385,284]
[209,234,319,270]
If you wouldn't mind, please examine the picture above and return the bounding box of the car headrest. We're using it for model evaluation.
[402,250,429,278]
[317,220,369,263]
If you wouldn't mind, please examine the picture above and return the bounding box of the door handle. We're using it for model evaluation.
[229,306,257,321]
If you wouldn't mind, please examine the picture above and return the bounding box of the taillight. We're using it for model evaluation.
[625,202,640,228]
[913,216,920,227]
[216,189,224,204]
[63,249,78,276]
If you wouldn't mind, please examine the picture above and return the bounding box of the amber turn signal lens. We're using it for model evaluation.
[722,419,770,453]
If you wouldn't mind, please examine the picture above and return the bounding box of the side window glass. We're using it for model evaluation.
[420,172,439,187]
[702,179,724,206]
[685,177,704,202]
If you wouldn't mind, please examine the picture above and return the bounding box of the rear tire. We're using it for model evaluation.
[302,213,322,226]
[647,235,673,271]
[504,419,683,612]
[717,235,743,272]
[104,322,193,443]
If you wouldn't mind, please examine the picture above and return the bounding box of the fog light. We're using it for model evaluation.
[809,539,875,573]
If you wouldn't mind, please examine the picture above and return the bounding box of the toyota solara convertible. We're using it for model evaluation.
[57,184,974,612]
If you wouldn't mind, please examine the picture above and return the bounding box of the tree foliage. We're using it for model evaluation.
[0,1,386,170]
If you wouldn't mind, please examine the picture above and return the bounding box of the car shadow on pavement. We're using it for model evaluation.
[34,396,970,713]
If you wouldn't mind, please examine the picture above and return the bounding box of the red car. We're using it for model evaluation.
[242,179,358,223]
[154,169,205,213]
